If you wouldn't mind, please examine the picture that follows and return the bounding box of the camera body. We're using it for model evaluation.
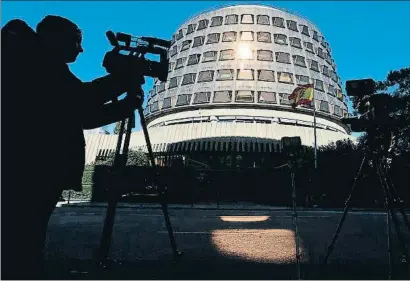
[102,31,171,83]
[341,78,392,132]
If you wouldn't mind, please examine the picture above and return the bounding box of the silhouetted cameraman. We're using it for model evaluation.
[2,15,143,279]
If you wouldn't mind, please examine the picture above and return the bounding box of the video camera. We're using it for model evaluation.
[102,30,171,84]
[341,78,393,132]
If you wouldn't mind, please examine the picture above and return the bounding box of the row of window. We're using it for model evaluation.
[155,69,341,96]
[169,31,334,65]
[169,50,337,80]
[146,91,344,116]
[172,14,329,51]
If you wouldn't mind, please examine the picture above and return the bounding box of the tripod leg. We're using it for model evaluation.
[138,107,182,259]
[386,209,393,280]
[381,164,410,233]
[322,155,367,266]
[290,168,301,280]
[376,161,409,269]
[96,118,127,268]
[97,194,120,266]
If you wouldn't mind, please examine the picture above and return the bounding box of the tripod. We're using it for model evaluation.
[288,158,302,280]
[321,152,410,279]
[96,103,182,270]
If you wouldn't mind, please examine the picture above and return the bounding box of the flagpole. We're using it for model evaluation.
[313,84,318,170]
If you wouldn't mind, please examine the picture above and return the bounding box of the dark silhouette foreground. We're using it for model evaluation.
[2,16,143,279]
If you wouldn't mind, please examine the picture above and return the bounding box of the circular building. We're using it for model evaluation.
[85,4,353,167]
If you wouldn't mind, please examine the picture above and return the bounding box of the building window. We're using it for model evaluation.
[257,91,276,104]
[278,72,294,84]
[175,57,187,69]
[279,93,291,105]
[286,20,298,32]
[257,32,271,43]
[322,65,330,77]
[257,50,273,61]
[320,100,330,113]
[272,17,285,28]
[180,40,192,51]
[225,14,238,25]
[197,70,214,82]
[236,90,254,103]
[168,76,181,89]
[222,31,237,42]
[241,14,254,24]
[170,35,176,46]
[240,31,254,41]
[334,105,342,117]
[328,84,335,96]
[150,101,159,112]
[143,106,150,116]
[197,19,209,30]
[326,55,332,66]
[321,37,327,48]
[314,79,324,92]
[257,70,275,82]
[175,29,184,40]
[303,41,314,53]
[187,54,201,66]
[257,15,270,25]
[290,37,302,48]
[206,33,220,44]
[237,69,254,80]
[157,82,166,93]
[213,91,232,103]
[181,73,196,85]
[300,25,310,36]
[295,74,310,85]
[210,16,223,27]
[192,36,205,47]
[313,30,319,41]
[276,52,291,64]
[293,55,306,67]
[274,34,288,45]
[187,23,196,35]
[216,69,234,81]
[169,45,178,57]
[309,59,320,72]
[193,92,211,104]
[202,51,217,62]
[219,49,235,60]
[162,97,172,109]
[176,94,192,106]
[331,70,338,82]
[168,62,175,72]
[317,47,325,59]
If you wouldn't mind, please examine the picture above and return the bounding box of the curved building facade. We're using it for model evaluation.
[84,4,352,166]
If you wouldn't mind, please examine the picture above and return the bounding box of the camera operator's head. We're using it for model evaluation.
[36,15,83,63]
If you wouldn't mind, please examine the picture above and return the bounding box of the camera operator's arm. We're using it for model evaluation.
[81,74,132,106]
[81,94,143,129]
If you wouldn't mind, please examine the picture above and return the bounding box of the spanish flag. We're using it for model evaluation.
[288,84,314,108]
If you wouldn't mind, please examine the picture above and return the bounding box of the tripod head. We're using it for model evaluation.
[102,30,171,84]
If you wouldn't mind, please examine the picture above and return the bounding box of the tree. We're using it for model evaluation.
[96,149,149,167]
[114,117,135,134]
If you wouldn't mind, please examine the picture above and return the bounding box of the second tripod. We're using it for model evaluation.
[321,153,410,279]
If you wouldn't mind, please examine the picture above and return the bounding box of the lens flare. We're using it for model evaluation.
[237,43,252,59]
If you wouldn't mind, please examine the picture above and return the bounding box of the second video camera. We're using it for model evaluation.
[341,78,392,132]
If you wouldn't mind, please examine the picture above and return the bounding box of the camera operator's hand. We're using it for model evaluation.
[125,83,144,109]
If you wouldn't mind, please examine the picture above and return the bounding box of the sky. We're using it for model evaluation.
[2,1,410,134]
